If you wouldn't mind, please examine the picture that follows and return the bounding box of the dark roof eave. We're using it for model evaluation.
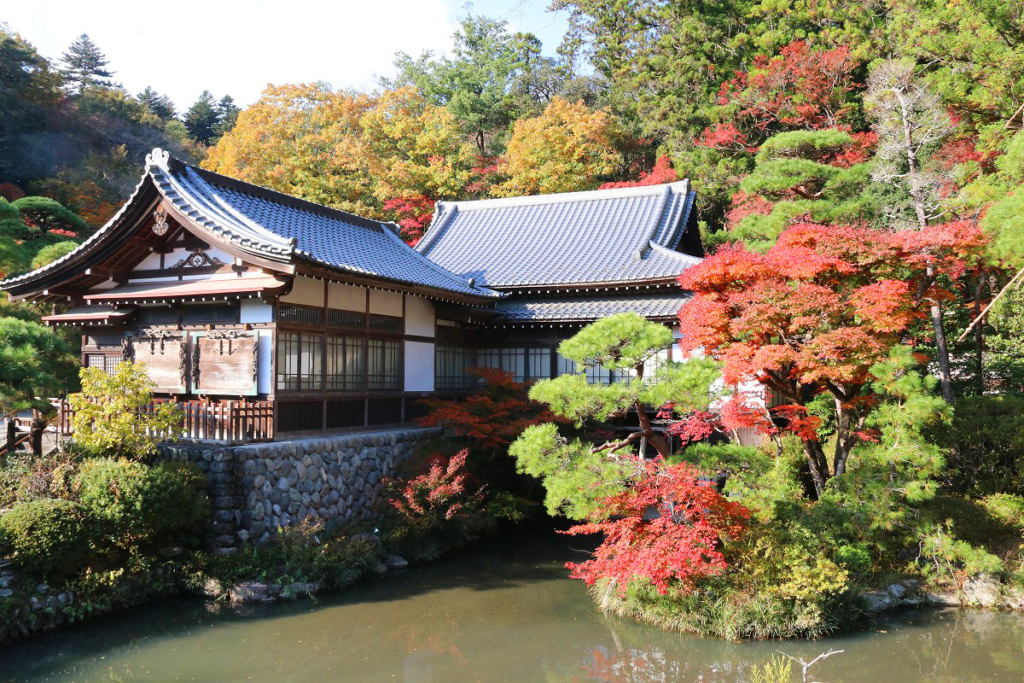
[491,277,683,292]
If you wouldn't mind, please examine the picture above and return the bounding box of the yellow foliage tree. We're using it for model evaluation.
[494,97,624,197]
[204,84,475,224]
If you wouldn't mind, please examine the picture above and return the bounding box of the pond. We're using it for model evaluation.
[3,524,1023,683]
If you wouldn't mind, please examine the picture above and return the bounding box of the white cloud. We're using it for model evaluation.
[6,0,461,110]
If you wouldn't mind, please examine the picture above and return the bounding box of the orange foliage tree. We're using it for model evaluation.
[494,97,624,197]
[204,84,476,243]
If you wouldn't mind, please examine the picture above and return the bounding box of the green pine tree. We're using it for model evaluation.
[137,86,176,120]
[183,90,220,145]
[59,33,114,94]
[214,95,240,138]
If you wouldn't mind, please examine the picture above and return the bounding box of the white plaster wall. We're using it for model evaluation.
[133,251,162,270]
[404,341,435,392]
[257,329,273,394]
[327,282,366,311]
[281,276,324,306]
[404,295,435,336]
[241,299,274,324]
[369,289,403,316]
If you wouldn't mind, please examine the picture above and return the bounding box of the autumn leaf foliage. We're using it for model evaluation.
[386,449,485,524]
[564,459,749,596]
[417,367,566,449]
[678,221,987,495]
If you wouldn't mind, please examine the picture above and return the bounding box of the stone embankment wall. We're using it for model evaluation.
[159,428,439,550]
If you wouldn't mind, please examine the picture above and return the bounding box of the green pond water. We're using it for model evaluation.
[2,525,1023,683]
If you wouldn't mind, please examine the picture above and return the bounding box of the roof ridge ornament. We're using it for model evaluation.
[152,206,169,236]
[145,147,170,169]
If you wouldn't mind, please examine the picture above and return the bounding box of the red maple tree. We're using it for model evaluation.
[417,367,566,449]
[383,194,436,245]
[698,40,860,152]
[600,155,679,189]
[563,459,749,596]
[678,221,987,496]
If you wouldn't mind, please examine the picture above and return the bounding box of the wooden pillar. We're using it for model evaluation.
[30,418,44,456]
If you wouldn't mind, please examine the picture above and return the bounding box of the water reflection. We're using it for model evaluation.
[2,525,1023,683]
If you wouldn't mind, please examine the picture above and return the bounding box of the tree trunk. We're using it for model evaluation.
[974,273,986,394]
[635,401,671,458]
[930,285,955,402]
[898,91,955,403]
[801,438,831,498]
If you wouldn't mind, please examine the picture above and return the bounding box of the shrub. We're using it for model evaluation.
[931,395,1024,496]
[68,361,182,459]
[0,498,92,578]
[917,522,1004,588]
[30,240,79,269]
[982,493,1024,531]
[76,458,209,555]
[203,519,385,590]
[563,460,749,596]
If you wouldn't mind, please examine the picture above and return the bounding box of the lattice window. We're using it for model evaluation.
[86,333,123,347]
[475,347,552,383]
[477,347,500,371]
[527,348,552,381]
[435,345,476,390]
[136,307,178,325]
[85,354,119,376]
[326,335,366,392]
[368,313,403,334]
[278,303,324,325]
[367,339,402,391]
[182,304,238,325]
[276,333,322,391]
[327,309,366,330]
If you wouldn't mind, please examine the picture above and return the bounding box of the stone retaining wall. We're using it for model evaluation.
[159,428,439,550]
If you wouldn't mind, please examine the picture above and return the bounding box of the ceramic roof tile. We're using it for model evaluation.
[1,149,499,301]
[416,182,701,288]
[496,292,690,322]
[162,159,498,299]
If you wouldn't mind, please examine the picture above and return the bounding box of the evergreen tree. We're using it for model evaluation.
[214,95,240,138]
[183,90,220,145]
[137,86,176,120]
[59,33,114,94]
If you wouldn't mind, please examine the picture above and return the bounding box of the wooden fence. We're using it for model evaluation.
[54,398,275,444]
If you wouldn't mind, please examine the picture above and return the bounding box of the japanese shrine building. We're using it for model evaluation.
[0,148,703,439]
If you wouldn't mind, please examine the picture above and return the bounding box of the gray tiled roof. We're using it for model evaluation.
[154,153,499,299]
[1,149,498,300]
[496,292,691,322]
[416,182,702,288]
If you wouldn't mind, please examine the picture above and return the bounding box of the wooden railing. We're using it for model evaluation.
[54,398,275,444]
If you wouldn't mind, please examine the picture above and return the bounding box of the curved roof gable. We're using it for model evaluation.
[416,181,702,289]
[1,149,498,301]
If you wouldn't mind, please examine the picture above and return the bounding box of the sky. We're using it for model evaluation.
[4,0,570,111]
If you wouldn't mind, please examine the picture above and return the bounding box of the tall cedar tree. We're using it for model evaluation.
[59,34,114,94]
[678,222,986,497]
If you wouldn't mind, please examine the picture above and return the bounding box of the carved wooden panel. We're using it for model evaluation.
[194,331,258,395]
[130,331,186,393]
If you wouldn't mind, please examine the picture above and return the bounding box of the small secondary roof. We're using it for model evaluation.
[495,292,691,323]
[416,181,702,289]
